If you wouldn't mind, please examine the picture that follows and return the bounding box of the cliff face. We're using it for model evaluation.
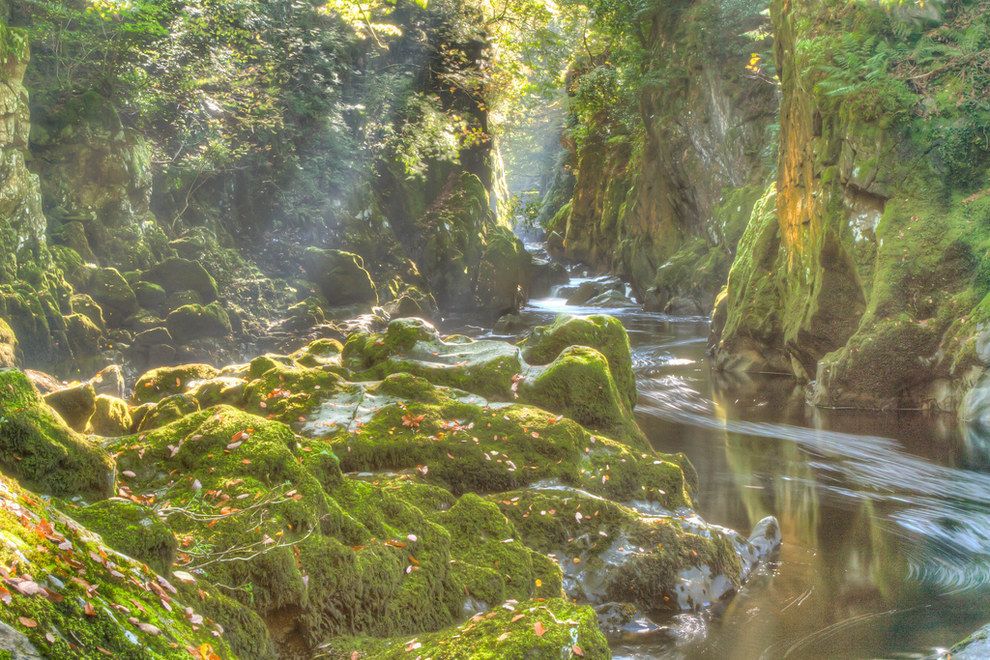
[714,0,990,413]
[548,0,778,313]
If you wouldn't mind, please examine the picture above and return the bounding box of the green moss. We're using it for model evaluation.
[135,393,200,432]
[519,346,646,448]
[165,302,231,344]
[86,267,137,324]
[64,312,102,359]
[132,363,220,404]
[134,281,167,311]
[291,338,343,368]
[69,293,106,331]
[345,319,524,400]
[70,499,177,574]
[0,318,15,368]
[142,257,219,303]
[0,473,231,659]
[325,597,609,659]
[242,359,347,424]
[522,314,637,410]
[0,371,112,498]
[327,381,689,507]
[90,394,132,436]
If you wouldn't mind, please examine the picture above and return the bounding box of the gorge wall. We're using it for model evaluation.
[0,0,529,377]
[554,0,990,414]
[545,0,778,314]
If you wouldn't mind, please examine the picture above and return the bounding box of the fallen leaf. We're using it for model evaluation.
[18,616,36,628]
[572,644,584,656]
[533,621,545,637]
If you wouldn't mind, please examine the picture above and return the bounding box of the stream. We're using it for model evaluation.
[452,265,990,659]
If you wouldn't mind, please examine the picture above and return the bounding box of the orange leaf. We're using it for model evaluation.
[533,621,545,637]
[572,645,584,656]
[18,616,36,628]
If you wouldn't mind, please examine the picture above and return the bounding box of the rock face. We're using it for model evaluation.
[545,0,777,313]
[713,0,990,413]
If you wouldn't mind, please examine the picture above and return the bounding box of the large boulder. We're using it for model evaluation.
[86,266,137,323]
[90,394,132,436]
[141,256,219,303]
[43,381,96,431]
[0,370,113,498]
[165,302,231,344]
[302,247,378,307]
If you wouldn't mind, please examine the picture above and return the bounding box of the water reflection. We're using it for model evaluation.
[452,293,990,658]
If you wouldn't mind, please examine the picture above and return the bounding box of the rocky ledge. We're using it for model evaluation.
[0,315,779,657]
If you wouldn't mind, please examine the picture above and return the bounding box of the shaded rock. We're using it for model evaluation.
[528,257,569,298]
[69,292,106,330]
[64,312,102,358]
[87,266,137,323]
[302,247,378,307]
[165,302,231,344]
[665,295,703,315]
[143,256,219,303]
[165,288,202,311]
[133,280,166,311]
[43,381,96,431]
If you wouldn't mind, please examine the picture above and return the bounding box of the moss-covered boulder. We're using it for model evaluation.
[133,280,166,311]
[64,312,102,359]
[86,266,137,323]
[0,473,230,658]
[68,293,105,330]
[302,247,378,307]
[165,302,231,344]
[142,256,219,303]
[0,370,113,498]
[344,318,524,400]
[325,597,608,659]
[519,346,645,448]
[70,498,177,574]
[0,317,16,368]
[43,381,96,431]
[522,314,637,410]
[132,363,220,404]
[134,393,201,432]
[494,488,768,612]
[90,394,132,436]
[319,375,690,507]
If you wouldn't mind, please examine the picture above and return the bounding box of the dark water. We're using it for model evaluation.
[467,276,990,659]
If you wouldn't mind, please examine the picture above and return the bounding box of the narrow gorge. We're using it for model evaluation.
[0,0,989,658]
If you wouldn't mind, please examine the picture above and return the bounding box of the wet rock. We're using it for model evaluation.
[43,381,97,431]
[143,256,219,303]
[939,623,990,659]
[302,247,378,307]
[528,257,569,298]
[586,289,638,308]
[665,296,703,315]
[165,302,231,344]
[0,620,42,659]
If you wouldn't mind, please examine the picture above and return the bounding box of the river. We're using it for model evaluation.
[454,269,990,659]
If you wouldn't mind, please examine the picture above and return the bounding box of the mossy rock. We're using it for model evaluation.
[301,247,378,307]
[86,267,137,324]
[291,338,343,368]
[344,318,524,400]
[0,473,230,658]
[69,293,106,331]
[90,394,132,436]
[135,393,201,432]
[43,381,97,431]
[0,370,113,498]
[132,363,220,404]
[64,313,102,359]
[142,257,219,303]
[322,376,690,507]
[165,289,203,311]
[133,280,166,311]
[242,358,347,425]
[495,488,743,612]
[522,314,637,410]
[0,318,16,368]
[70,498,177,574]
[325,597,609,659]
[519,346,645,449]
[165,302,231,345]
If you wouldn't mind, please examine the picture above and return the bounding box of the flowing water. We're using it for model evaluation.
[456,268,990,659]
